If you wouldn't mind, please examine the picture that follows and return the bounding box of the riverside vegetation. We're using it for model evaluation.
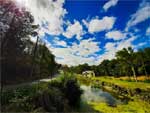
[1,72,82,112]
[77,76,150,113]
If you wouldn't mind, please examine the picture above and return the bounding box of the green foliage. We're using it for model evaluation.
[69,63,91,74]
[32,88,69,112]
[1,86,37,106]
[1,1,59,85]
[1,73,82,112]
[68,47,150,79]
[50,72,83,107]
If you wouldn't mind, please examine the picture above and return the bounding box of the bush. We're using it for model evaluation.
[64,79,82,107]
[1,72,82,112]
[49,72,82,107]
[32,88,69,112]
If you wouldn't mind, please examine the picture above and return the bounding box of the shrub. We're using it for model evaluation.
[64,79,82,107]
[32,88,69,112]
[49,72,83,107]
[1,72,82,112]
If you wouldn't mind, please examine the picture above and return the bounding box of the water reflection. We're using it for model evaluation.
[81,85,123,106]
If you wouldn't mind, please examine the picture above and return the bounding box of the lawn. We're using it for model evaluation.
[92,76,150,90]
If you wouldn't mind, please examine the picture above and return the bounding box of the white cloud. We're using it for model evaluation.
[103,0,119,12]
[50,38,100,66]
[98,42,117,61]
[82,19,89,28]
[116,36,136,51]
[146,27,150,36]
[105,42,116,51]
[105,30,126,40]
[136,42,146,47]
[63,20,84,40]
[87,16,116,33]
[98,35,137,63]
[16,0,67,36]
[71,38,100,57]
[54,40,67,47]
[126,1,150,31]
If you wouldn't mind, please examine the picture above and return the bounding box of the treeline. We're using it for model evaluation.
[68,47,150,81]
[0,0,59,85]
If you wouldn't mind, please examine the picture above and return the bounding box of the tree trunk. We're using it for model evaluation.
[142,61,148,79]
[131,66,137,82]
[30,36,39,78]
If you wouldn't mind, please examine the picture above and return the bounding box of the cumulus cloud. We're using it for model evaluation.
[126,1,150,31]
[146,27,150,36]
[63,20,84,40]
[85,16,116,33]
[105,42,116,51]
[71,38,100,57]
[54,40,67,47]
[99,42,117,61]
[105,30,126,40]
[116,35,136,51]
[50,38,100,66]
[103,0,119,12]
[15,0,67,35]
[98,35,137,63]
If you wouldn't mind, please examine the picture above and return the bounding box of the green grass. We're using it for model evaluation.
[89,100,150,113]
[92,76,150,90]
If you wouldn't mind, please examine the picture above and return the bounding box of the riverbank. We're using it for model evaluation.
[77,75,150,113]
[92,76,150,102]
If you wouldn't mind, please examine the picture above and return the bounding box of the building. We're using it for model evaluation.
[82,71,95,77]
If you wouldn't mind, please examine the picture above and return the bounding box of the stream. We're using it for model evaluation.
[80,85,124,107]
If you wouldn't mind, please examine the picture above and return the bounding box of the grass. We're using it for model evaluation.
[89,100,150,113]
[92,76,150,90]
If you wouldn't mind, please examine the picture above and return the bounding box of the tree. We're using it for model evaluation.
[0,0,38,85]
[136,50,148,78]
[35,43,57,78]
[100,60,110,76]
[116,47,137,82]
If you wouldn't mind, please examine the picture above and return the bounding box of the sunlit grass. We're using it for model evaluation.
[92,76,150,90]
[89,100,150,113]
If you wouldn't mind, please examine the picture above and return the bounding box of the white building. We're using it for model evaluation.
[82,71,95,77]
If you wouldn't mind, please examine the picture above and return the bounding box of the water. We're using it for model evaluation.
[81,85,123,106]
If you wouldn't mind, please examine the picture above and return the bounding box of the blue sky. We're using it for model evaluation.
[17,0,150,66]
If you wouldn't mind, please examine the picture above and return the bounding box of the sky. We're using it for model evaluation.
[15,0,150,66]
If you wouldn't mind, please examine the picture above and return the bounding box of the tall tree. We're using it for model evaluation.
[0,0,38,85]
[100,60,110,76]
[116,47,137,82]
[136,50,148,78]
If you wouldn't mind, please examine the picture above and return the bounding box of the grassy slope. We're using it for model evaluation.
[92,76,150,90]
